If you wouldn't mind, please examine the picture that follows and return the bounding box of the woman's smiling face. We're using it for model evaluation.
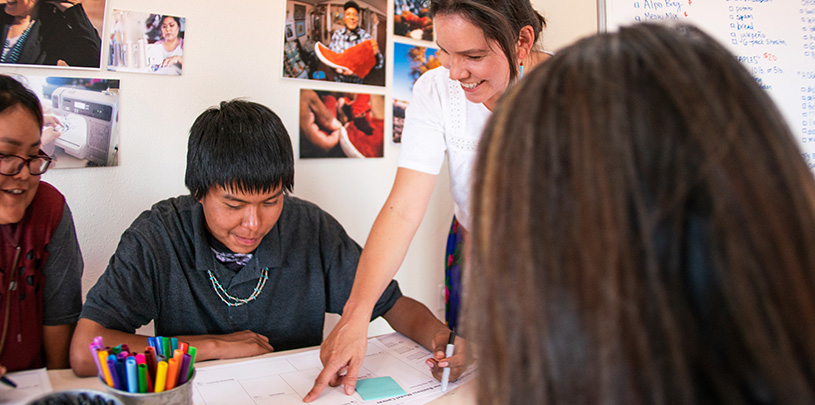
[435,13,511,110]
[0,104,42,225]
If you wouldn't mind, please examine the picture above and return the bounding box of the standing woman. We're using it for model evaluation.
[306,0,551,400]
[146,15,183,75]
[0,0,101,67]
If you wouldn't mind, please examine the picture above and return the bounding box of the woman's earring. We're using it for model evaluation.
[519,62,524,79]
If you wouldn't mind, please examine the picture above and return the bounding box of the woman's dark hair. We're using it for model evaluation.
[160,15,184,39]
[0,75,43,128]
[469,22,815,403]
[185,99,294,200]
[430,0,546,81]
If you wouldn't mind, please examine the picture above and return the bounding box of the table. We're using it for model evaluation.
[46,340,476,404]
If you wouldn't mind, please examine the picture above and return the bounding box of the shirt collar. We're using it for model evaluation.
[191,200,282,282]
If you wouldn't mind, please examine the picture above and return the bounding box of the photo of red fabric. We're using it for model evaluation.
[314,41,377,79]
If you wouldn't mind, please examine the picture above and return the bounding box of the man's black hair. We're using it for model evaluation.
[344,1,360,12]
[185,99,294,200]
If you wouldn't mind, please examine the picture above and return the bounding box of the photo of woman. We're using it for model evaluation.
[0,0,104,68]
[145,15,183,75]
[108,9,186,76]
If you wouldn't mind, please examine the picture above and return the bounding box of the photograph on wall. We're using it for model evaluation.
[9,74,120,169]
[300,88,384,158]
[294,3,306,20]
[107,9,185,75]
[392,41,440,143]
[286,23,295,41]
[0,0,106,69]
[394,0,433,41]
[282,0,387,86]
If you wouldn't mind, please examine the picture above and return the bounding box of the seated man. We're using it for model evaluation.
[0,75,83,376]
[69,100,468,386]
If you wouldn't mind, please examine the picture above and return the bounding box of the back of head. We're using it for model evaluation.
[430,0,545,81]
[0,75,43,128]
[469,22,815,403]
[185,99,294,200]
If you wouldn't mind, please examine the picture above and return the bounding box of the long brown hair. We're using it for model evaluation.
[468,22,815,404]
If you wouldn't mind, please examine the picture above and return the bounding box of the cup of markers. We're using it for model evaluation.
[89,336,197,405]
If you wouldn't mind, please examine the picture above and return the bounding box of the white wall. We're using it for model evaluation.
[0,0,597,337]
[539,0,599,51]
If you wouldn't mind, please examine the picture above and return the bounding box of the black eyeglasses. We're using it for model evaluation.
[0,150,52,176]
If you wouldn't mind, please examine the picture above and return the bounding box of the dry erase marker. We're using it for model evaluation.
[154,361,168,393]
[441,331,455,392]
[0,375,16,388]
[126,357,138,393]
[98,350,113,387]
[165,357,180,390]
[107,355,122,390]
[187,346,197,380]
[178,353,191,385]
[138,363,149,393]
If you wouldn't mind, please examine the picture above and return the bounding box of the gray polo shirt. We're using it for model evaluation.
[81,194,401,351]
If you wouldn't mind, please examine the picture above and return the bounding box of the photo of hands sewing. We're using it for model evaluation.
[300,88,384,158]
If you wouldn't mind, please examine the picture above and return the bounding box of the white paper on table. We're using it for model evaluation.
[0,368,53,405]
[191,332,476,405]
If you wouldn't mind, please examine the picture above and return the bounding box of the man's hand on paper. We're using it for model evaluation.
[303,316,369,402]
[426,332,472,382]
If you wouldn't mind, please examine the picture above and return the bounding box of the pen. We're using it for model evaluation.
[440,331,455,392]
[0,375,16,388]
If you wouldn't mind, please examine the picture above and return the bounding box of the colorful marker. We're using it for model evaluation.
[154,361,168,393]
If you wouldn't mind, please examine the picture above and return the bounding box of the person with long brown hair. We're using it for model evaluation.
[469,22,815,403]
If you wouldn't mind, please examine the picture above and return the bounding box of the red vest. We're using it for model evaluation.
[0,182,65,371]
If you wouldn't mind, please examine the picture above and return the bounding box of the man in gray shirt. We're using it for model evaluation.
[69,100,466,384]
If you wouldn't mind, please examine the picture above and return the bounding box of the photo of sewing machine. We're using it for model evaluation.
[50,86,120,167]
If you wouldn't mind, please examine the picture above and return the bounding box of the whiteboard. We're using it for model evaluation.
[600,0,815,169]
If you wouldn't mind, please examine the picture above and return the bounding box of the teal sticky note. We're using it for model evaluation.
[355,376,407,401]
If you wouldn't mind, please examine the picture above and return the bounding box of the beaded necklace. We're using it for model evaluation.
[1,20,35,64]
[207,268,269,307]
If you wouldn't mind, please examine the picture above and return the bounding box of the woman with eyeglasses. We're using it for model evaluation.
[0,74,83,379]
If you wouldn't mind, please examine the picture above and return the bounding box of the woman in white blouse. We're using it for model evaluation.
[305,0,552,401]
